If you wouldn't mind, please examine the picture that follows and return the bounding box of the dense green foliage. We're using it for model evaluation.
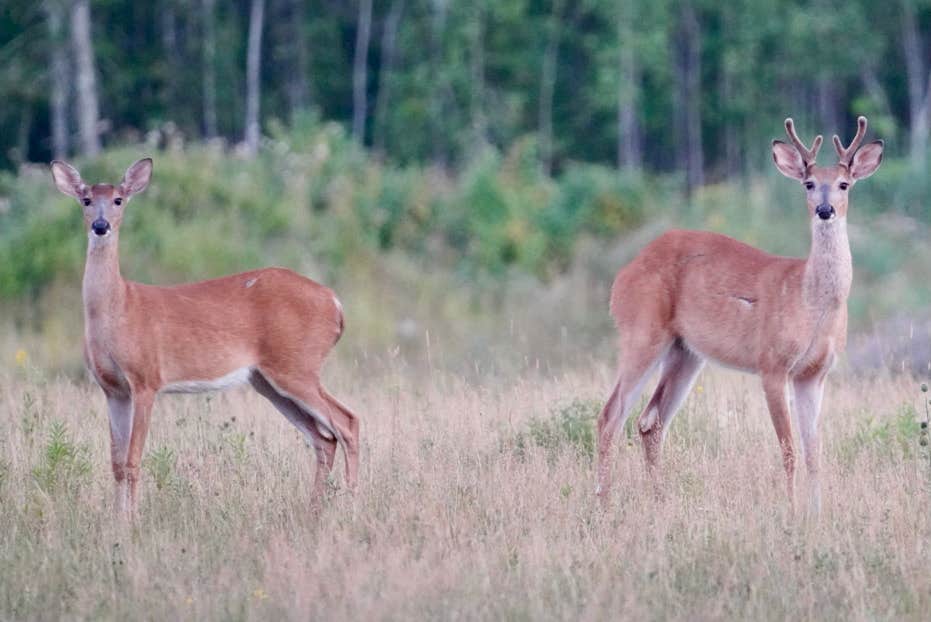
[2,120,930,343]
[0,119,652,298]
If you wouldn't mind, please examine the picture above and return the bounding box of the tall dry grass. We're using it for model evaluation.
[0,356,929,620]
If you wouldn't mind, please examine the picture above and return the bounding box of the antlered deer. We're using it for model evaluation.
[51,158,360,516]
[596,117,883,513]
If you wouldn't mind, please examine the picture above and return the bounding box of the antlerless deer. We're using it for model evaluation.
[595,117,883,514]
[51,158,360,517]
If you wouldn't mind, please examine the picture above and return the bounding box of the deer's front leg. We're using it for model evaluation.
[125,390,155,515]
[107,395,134,517]
[762,373,796,511]
[107,390,155,518]
[793,376,826,517]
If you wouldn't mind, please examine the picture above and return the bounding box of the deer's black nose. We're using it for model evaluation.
[815,204,835,220]
[91,218,111,236]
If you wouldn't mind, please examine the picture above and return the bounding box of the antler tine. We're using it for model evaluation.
[809,134,823,161]
[833,116,868,166]
[784,118,822,165]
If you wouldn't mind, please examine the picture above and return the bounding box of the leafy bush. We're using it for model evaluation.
[31,421,92,495]
[0,125,656,302]
[438,148,553,276]
[857,157,931,219]
[835,404,922,469]
[3,123,930,347]
[542,165,648,269]
[513,398,601,461]
[143,445,183,493]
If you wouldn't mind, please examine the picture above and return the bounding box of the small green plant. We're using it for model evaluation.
[919,383,930,480]
[514,398,600,462]
[31,421,91,495]
[224,431,249,465]
[836,403,923,469]
[214,415,249,464]
[0,458,9,491]
[144,446,179,492]
[20,390,39,440]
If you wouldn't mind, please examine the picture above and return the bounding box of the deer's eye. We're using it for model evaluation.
[82,198,91,207]
[114,197,123,206]
[838,182,849,191]
[804,181,815,190]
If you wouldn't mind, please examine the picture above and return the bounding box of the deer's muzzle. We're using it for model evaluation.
[91,218,111,236]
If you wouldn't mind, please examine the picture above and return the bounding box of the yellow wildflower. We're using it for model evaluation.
[14,349,28,368]
[253,588,268,601]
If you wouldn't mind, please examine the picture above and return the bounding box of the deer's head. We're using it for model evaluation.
[772,117,883,222]
[51,158,153,241]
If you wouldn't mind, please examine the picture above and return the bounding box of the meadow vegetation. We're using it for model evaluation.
[0,361,929,620]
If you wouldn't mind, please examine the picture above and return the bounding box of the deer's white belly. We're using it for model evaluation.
[160,367,253,394]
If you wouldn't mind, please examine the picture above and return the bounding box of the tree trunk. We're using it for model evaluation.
[902,0,931,166]
[720,63,738,176]
[816,76,840,137]
[539,0,565,175]
[616,0,641,171]
[244,0,265,155]
[469,1,488,156]
[673,1,702,196]
[428,0,450,168]
[14,107,33,165]
[373,0,405,155]
[45,0,69,159]
[860,67,894,123]
[285,0,310,121]
[202,0,218,138]
[161,0,179,113]
[718,4,738,176]
[70,0,101,157]
[352,0,373,144]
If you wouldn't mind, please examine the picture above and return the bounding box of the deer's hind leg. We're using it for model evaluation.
[253,368,358,491]
[596,331,674,499]
[638,340,705,470]
[319,387,360,489]
[251,371,337,498]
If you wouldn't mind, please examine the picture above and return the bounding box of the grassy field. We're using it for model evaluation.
[0,356,929,620]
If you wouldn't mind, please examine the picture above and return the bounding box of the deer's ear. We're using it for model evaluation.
[850,140,883,180]
[51,161,86,199]
[771,140,806,180]
[120,158,153,197]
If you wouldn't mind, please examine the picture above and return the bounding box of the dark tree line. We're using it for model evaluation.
[1,0,930,182]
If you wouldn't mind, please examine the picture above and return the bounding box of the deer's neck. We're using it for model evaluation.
[803,218,852,311]
[82,236,126,325]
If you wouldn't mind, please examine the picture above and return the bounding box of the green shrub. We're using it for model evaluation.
[0,457,9,491]
[31,421,92,496]
[835,403,922,469]
[143,445,183,493]
[2,125,929,322]
[542,165,648,268]
[513,398,600,462]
